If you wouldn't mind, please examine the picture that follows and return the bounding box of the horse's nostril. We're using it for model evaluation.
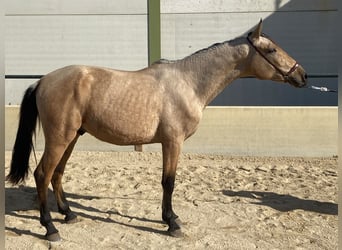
[304,73,308,79]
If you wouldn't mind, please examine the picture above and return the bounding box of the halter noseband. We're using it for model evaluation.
[246,35,299,82]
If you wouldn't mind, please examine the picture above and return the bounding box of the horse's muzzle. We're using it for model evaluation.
[287,65,307,88]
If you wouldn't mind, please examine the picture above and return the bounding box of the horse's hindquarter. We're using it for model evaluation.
[83,67,164,145]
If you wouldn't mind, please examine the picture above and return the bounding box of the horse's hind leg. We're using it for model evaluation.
[34,143,70,241]
[51,135,80,224]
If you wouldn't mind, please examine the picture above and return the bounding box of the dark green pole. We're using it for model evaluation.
[148,0,161,65]
[135,0,161,152]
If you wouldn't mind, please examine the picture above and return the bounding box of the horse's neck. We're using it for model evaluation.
[176,38,249,108]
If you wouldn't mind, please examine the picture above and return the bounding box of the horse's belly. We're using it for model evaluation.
[83,109,160,145]
[83,71,164,145]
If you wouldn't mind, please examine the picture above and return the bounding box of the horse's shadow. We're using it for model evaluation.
[222,190,338,215]
[5,186,168,239]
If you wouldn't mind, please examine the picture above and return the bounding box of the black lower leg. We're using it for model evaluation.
[40,206,60,240]
[162,176,181,232]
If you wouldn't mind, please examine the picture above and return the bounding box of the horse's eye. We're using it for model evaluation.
[267,48,277,54]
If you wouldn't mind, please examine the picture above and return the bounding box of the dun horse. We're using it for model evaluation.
[7,20,307,241]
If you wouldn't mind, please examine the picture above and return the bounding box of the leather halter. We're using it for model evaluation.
[247,35,299,83]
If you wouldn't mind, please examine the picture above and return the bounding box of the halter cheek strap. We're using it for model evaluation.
[247,35,299,82]
[283,63,299,82]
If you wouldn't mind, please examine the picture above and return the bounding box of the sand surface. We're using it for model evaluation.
[5,151,337,249]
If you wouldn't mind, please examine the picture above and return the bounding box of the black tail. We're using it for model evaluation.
[6,83,39,184]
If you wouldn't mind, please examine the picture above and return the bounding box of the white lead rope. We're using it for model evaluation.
[306,85,337,93]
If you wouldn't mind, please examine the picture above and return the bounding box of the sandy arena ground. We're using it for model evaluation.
[5,151,337,249]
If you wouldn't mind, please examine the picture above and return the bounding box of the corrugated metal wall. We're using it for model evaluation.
[5,0,338,105]
[5,0,148,104]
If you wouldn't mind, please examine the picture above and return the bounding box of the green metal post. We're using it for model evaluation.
[148,0,161,65]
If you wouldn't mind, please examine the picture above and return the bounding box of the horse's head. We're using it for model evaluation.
[246,20,307,88]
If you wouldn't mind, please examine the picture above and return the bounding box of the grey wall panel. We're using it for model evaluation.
[5,79,36,105]
[5,0,147,15]
[161,12,337,75]
[6,15,148,75]
[161,12,255,59]
[161,0,337,13]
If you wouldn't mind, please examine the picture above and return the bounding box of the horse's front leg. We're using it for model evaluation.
[161,140,183,237]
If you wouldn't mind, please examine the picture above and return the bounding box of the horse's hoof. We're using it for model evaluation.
[65,213,78,224]
[174,217,182,226]
[168,228,184,238]
[46,232,61,242]
[162,215,182,225]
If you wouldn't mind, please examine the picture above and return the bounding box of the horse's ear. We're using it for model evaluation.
[250,19,263,40]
